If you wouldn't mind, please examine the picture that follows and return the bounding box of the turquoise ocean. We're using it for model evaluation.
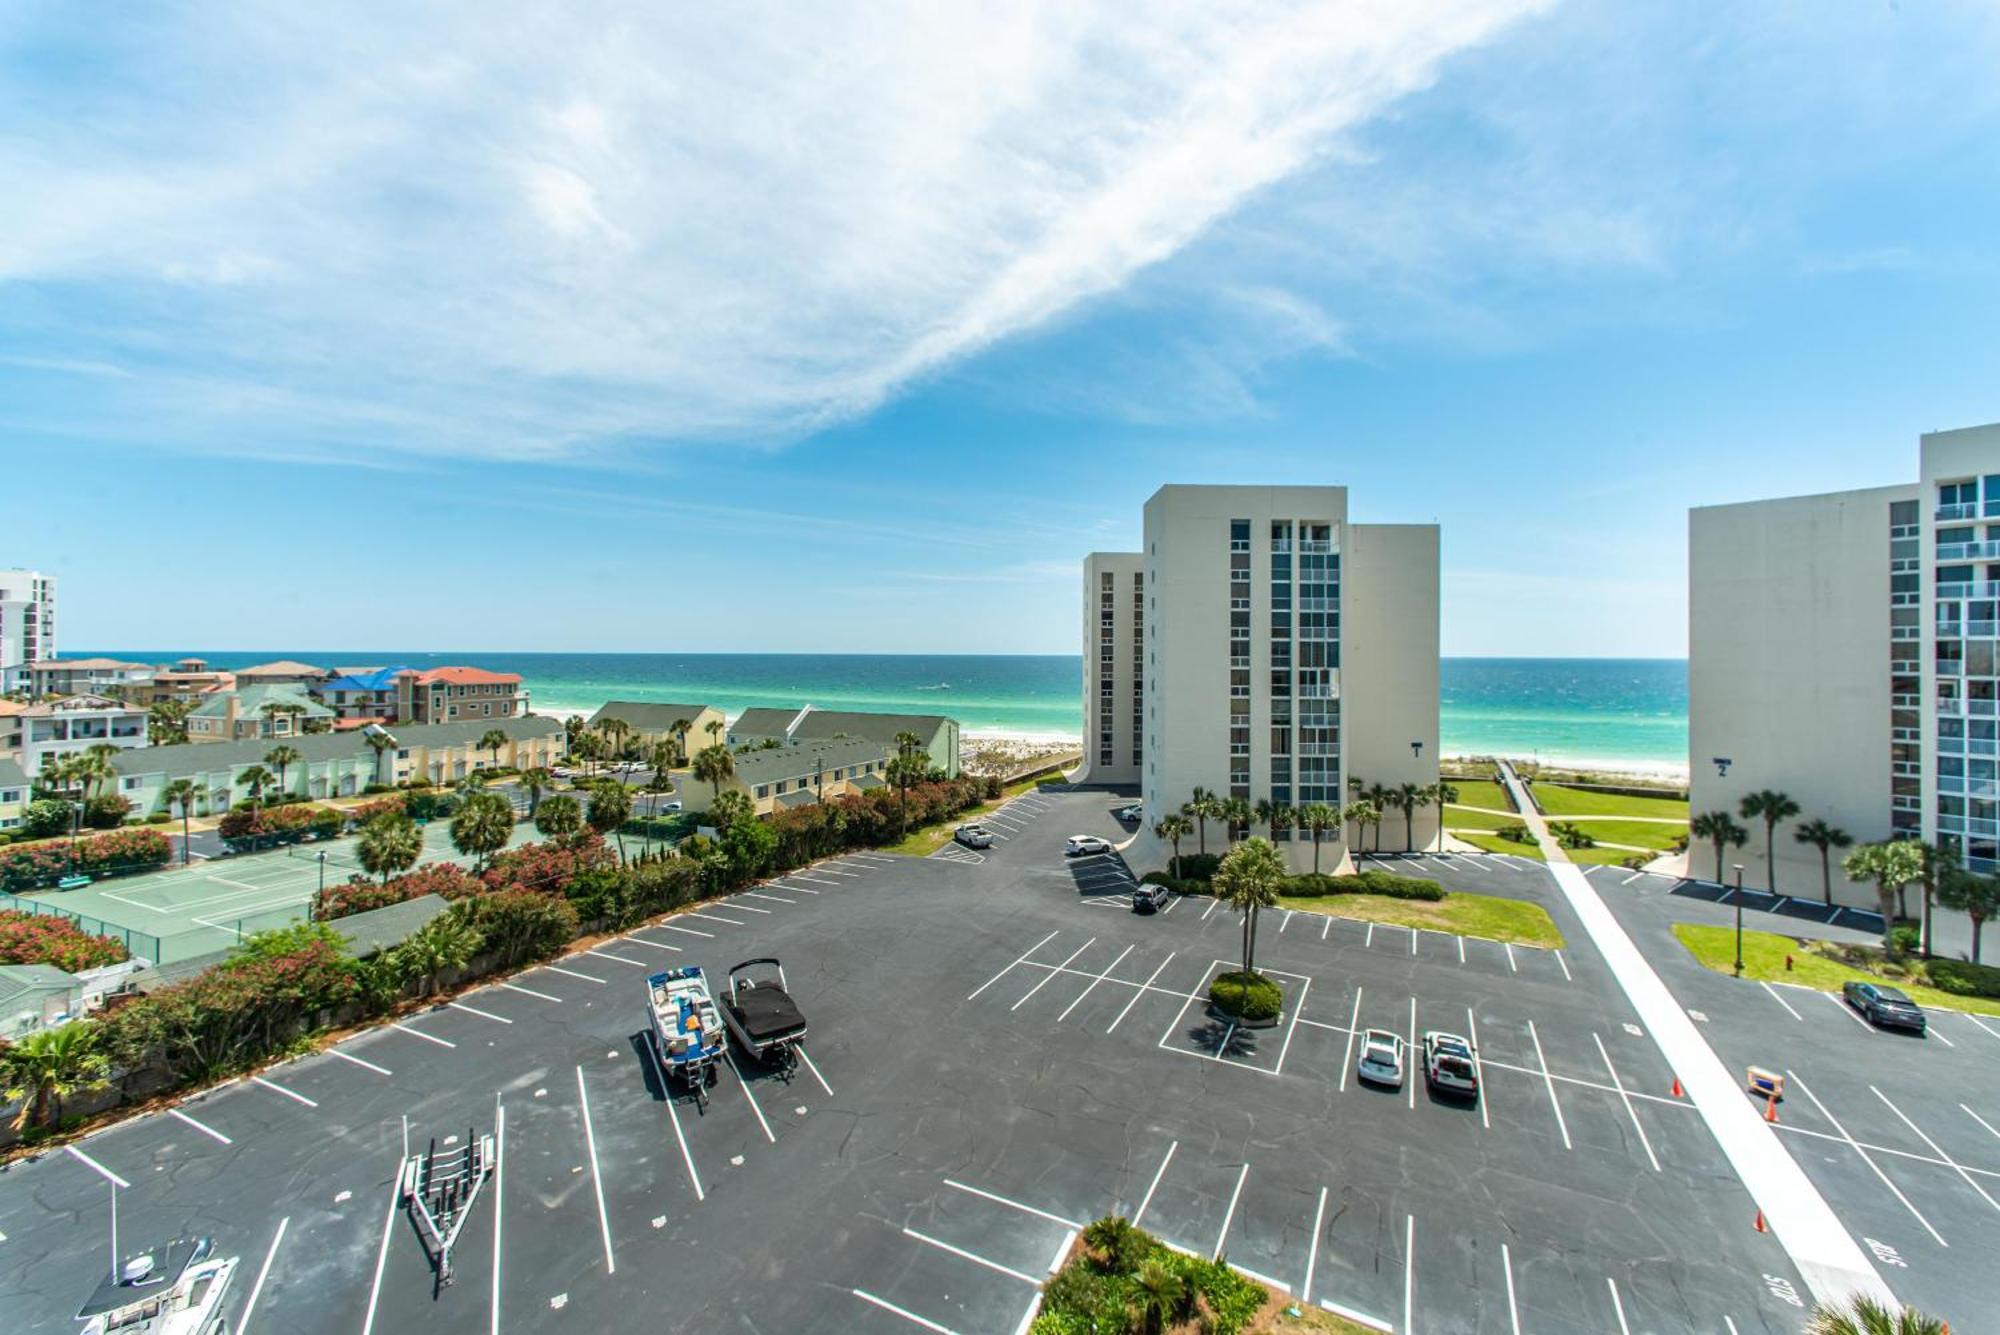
[92,652,1688,770]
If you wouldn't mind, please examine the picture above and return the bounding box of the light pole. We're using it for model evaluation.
[316,850,328,900]
[1732,863,1746,976]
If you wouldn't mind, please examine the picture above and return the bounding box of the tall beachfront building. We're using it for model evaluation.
[1081,485,1440,869]
[1690,421,2000,904]
[0,568,56,694]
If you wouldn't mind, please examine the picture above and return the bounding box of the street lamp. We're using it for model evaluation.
[316,850,328,900]
[1732,863,1746,976]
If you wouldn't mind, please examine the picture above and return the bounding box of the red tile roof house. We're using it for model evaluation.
[394,667,530,724]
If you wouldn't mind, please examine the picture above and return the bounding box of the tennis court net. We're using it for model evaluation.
[285,842,367,875]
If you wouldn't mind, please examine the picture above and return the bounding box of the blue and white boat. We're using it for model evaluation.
[646,966,724,1097]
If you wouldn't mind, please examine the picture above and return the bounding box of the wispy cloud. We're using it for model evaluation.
[0,1,1545,463]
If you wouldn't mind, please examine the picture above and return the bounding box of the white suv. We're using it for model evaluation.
[1065,835,1112,856]
[1422,1031,1479,1099]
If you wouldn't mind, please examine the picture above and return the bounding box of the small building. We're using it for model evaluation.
[313,665,413,721]
[384,716,564,785]
[587,701,724,762]
[0,699,23,757]
[26,657,155,699]
[0,568,56,694]
[126,658,237,707]
[395,667,530,724]
[703,736,893,817]
[727,706,960,778]
[0,756,28,831]
[231,659,331,687]
[186,683,335,743]
[0,963,84,1039]
[19,693,149,775]
[328,894,451,959]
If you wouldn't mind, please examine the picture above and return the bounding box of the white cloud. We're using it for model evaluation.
[0,0,1545,461]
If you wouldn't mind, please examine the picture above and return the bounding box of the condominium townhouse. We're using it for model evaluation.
[702,736,895,817]
[0,757,28,832]
[109,716,566,816]
[0,699,21,757]
[394,667,530,724]
[185,683,334,743]
[728,706,960,778]
[231,660,331,687]
[26,657,154,698]
[18,694,150,775]
[314,665,412,722]
[0,568,56,694]
[587,701,725,760]
[126,658,236,707]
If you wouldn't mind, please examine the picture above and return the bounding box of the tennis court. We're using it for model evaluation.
[6,820,540,964]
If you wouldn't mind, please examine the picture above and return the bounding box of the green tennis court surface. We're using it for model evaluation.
[8,819,541,964]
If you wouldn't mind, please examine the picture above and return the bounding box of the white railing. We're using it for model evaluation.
[1937,501,1980,521]
[1937,540,2000,561]
[1936,581,2000,600]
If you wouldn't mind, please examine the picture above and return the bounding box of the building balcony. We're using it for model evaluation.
[1937,540,2000,561]
[1937,502,1981,522]
[1937,814,2000,838]
[1938,777,2000,799]
[1935,580,2000,600]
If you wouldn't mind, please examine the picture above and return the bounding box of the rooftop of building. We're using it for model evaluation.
[328,894,450,958]
[188,682,334,720]
[0,962,80,1005]
[20,692,140,716]
[729,706,955,748]
[589,700,717,731]
[26,656,152,672]
[233,660,330,679]
[726,736,891,784]
[413,666,522,686]
[111,715,563,779]
[318,665,413,694]
[0,756,29,787]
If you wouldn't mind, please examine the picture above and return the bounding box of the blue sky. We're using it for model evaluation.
[5,1,1999,657]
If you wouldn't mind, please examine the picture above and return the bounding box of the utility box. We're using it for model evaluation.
[1746,1066,1784,1101]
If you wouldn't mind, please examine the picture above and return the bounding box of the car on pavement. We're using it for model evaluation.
[1132,881,1170,912]
[955,824,995,849]
[1843,980,1928,1033]
[1355,1029,1407,1089]
[1115,804,1143,823]
[1065,835,1113,856]
[1422,1030,1479,1098]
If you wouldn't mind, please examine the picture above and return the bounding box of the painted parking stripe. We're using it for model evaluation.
[847,853,898,864]
[499,981,563,1002]
[330,1047,392,1075]
[1212,1163,1249,1260]
[686,912,746,927]
[391,1022,455,1048]
[1338,988,1363,1093]
[1594,1032,1660,1172]
[619,935,683,953]
[252,1074,318,1107]
[65,1144,131,1189]
[539,964,607,984]
[1500,1242,1521,1335]
[1407,997,1418,1109]
[807,864,859,877]
[1527,1021,1572,1150]
[450,1000,514,1024]
[1505,942,1518,973]
[169,1107,234,1145]
[1554,949,1572,982]
[585,949,650,967]
[726,900,776,914]
[724,1050,776,1142]
[1402,1215,1415,1335]
[854,1289,959,1334]
[1106,952,1176,1034]
[773,881,822,894]
[1273,974,1313,1076]
[1786,1071,1946,1246]
[237,1216,288,1335]
[1966,1105,2000,1141]
[358,1124,404,1335]
[1012,938,1097,1011]
[943,1178,1084,1230]
[1056,944,1134,1022]
[651,922,716,938]
[1607,1277,1632,1335]
[1963,1012,2000,1043]
[575,1066,616,1274]
[1457,935,1466,965]
[1872,1087,2000,1214]
[1825,991,1874,1031]
[797,1044,834,1097]
[1466,1007,1491,1128]
[905,1227,1041,1285]
[642,1036,704,1201]
[1302,1185,1328,1305]
[1760,982,1804,1021]
[1133,1140,1177,1227]
[967,930,1061,1000]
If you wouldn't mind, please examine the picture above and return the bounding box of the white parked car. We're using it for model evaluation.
[1355,1029,1407,1089]
[955,825,995,849]
[1065,835,1113,857]
[1422,1031,1479,1099]
[1114,804,1143,823]
[660,799,683,813]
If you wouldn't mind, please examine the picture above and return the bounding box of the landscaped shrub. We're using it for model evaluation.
[144,812,172,825]
[0,909,128,970]
[1168,852,1222,883]
[1548,821,1596,850]
[1925,959,2000,999]
[20,800,70,840]
[1208,969,1282,1021]
[481,833,616,897]
[0,827,172,891]
[1280,869,1446,902]
[1497,822,1535,845]
[448,888,578,967]
[311,862,485,921]
[1034,1217,1269,1335]
[217,803,342,852]
[83,795,133,830]
[351,794,406,823]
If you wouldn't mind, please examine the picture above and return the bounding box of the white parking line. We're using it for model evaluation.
[1338,988,1364,1093]
[943,1178,1084,1230]
[539,964,607,984]
[797,1044,835,1097]
[1872,1087,2000,1214]
[1014,938,1097,1011]
[1501,1241,1521,1335]
[585,949,649,967]
[252,1074,318,1107]
[773,881,821,894]
[1402,1215,1415,1335]
[1213,1163,1249,1259]
[1505,943,1518,973]
[450,1001,514,1024]
[359,1122,405,1335]
[390,1022,454,1048]
[618,936,683,953]
[653,922,716,938]
[1057,944,1135,1022]
[741,891,796,905]
[168,1107,233,1144]
[65,1144,131,1188]
[499,981,563,1002]
[1202,898,1221,922]
[490,1100,505,1335]
[1364,923,1375,948]
[1407,997,1418,1109]
[725,1051,776,1143]
[1527,1021,1572,1150]
[1273,975,1313,1075]
[1966,1104,2000,1141]
[1107,952,1176,1034]
[1963,1012,2000,1043]
[1554,950,1572,982]
[1786,1071,1945,1246]
[1825,991,1873,1031]
[854,1290,958,1333]
[806,865,858,877]
[967,930,1060,1000]
[1466,1008,1492,1128]
[330,1047,392,1075]
[905,1227,1041,1285]
[1607,1277,1632,1335]
[1133,1140,1177,1227]
[725,900,776,914]
[685,912,746,927]
[1760,983,1804,1022]
[1620,870,1645,886]
[575,1066,616,1273]
[1457,935,1466,965]
[237,1216,288,1335]
[1594,1032,1660,1172]
[1303,1185,1327,1304]
[644,1036,704,1201]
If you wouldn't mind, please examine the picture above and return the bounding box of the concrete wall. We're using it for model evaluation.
[1344,523,1443,853]
[1688,484,1910,902]
[1078,552,1143,786]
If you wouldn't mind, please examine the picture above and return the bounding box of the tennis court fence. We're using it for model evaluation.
[0,890,314,966]
[0,889,166,963]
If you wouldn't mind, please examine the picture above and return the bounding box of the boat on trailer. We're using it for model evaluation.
[75,1236,237,1335]
[720,957,808,1069]
[647,965,725,1103]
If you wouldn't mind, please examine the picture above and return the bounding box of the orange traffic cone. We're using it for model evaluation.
[1754,1211,1766,1233]
[1670,1077,1683,1098]
[1765,1095,1779,1123]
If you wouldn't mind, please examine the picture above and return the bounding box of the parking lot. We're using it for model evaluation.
[1,788,1995,1331]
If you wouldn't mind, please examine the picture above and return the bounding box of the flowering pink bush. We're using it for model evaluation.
[0,909,127,970]
[311,862,484,921]
[481,834,614,897]
[0,827,172,891]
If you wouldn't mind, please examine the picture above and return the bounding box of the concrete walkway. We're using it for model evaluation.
[1496,761,1895,1311]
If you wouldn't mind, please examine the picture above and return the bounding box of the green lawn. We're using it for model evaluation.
[1561,818,1686,852]
[882,774,1052,856]
[1276,890,1564,948]
[1530,784,1689,821]
[1445,779,1514,811]
[1442,804,1521,833]
[1560,842,1652,866]
[1455,832,1545,860]
[1672,924,2000,1018]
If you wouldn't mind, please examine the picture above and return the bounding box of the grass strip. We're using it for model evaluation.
[1671,923,2000,1018]
[1275,889,1565,948]
[1530,784,1689,821]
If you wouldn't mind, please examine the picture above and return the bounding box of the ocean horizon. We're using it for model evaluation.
[84,651,1689,771]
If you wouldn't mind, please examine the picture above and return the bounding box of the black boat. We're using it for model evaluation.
[719,957,808,1067]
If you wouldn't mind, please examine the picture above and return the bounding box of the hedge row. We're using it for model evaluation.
[0,910,128,971]
[217,803,344,851]
[0,828,174,892]
[1282,869,1447,902]
[1208,970,1282,1021]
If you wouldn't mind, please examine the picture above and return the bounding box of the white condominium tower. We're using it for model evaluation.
[1083,485,1440,868]
[0,568,56,694]
[1689,421,2000,903]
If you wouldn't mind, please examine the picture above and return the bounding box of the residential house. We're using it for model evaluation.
[587,701,724,762]
[383,716,563,785]
[313,665,413,722]
[126,658,237,707]
[26,657,154,699]
[696,736,893,817]
[0,756,28,831]
[231,660,331,687]
[727,706,961,778]
[0,568,55,694]
[0,699,22,757]
[185,683,335,743]
[0,963,83,1040]
[395,666,530,724]
[19,694,149,777]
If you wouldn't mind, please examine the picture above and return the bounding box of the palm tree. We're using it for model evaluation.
[1364,783,1392,852]
[534,794,584,842]
[887,752,928,835]
[1917,841,1958,956]
[704,718,724,751]
[1298,803,1337,873]
[364,730,396,785]
[646,743,675,792]
[1937,867,2000,963]
[259,700,306,737]
[357,811,424,884]
[1804,1294,1946,1334]
[1154,813,1191,879]
[264,744,301,799]
[1792,819,1853,907]
[1430,781,1459,852]
[564,713,587,746]
[1396,781,1424,852]
[162,778,199,865]
[1690,810,1748,884]
[598,717,632,762]
[1738,790,1800,895]
[0,1021,109,1131]
[1183,788,1220,856]
[147,698,192,746]
[1219,795,1253,846]
[669,717,693,767]
[1843,840,1926,956]
[449,792,515,870]
[1132,1258,1186,1335]
[1213,836,1286,977]
[1348,800,1381,858]
[1253,797,1279,841]
[1268,800,1294,846]
[692,744,735,804]
[236,764,274,811]
[389,914,485,999]
[478,728,509,770]
[519,767,553,816]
